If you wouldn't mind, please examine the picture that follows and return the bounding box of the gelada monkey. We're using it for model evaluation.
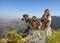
[41,9,51,29]
[41,9,51,35]
[30,16,42,30]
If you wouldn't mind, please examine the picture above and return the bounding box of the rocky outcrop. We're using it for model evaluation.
[26,30,46,43]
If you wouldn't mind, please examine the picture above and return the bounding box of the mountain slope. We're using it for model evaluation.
[51,16,60,29]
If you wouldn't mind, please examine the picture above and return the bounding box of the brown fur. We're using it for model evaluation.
[29,16,42,30]
[41,9,51,29]
[41,9,52,35]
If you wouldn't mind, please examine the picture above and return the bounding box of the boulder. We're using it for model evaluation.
[26,30,46,43]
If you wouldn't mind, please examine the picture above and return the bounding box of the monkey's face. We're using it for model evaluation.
[37,21,42,29]
[32,16,37,21]
[37,26,41,29]
[45,10,49,15]
[45,9,49,14]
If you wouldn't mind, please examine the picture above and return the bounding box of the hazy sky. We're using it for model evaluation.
[0,0,60,19]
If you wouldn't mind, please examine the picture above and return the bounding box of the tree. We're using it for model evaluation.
[22,14,29,23]
[23,14,29,18]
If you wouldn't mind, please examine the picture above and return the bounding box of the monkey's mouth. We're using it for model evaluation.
[38,26,41,30]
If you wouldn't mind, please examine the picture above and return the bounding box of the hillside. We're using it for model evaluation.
[51,16,60,29]
[0,19,29,38]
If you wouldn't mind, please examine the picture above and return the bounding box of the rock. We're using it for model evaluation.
[26,30,46,43]
[45,27,52,36]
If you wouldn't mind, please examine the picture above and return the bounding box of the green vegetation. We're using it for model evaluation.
[0,32,26,43]
[46,30,60,43]
[0,29,60,43]
[7,32,22,43]
[7,32,26,43]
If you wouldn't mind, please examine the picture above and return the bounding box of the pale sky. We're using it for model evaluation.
[0,0,60,19]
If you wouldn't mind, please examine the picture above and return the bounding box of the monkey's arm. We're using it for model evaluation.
[47,16,51,21]
[38,20,42,27]
[46,16,51,27]
[29,24,33,29]
[42,15,47,22]
[42,15,47,19]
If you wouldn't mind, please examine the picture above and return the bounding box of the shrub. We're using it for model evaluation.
[46,30,60,43]
[7,32,25,43]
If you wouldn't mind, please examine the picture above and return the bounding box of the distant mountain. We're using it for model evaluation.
[0,19,29,38]
[51,16,60,29]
